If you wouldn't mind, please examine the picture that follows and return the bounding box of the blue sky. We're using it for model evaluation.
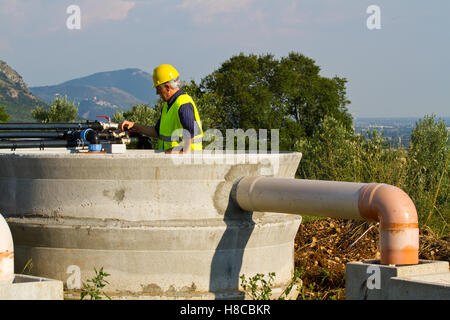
[1,0,449,118]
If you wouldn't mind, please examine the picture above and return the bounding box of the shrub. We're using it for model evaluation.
[31,96,79,122]
[297,115,448,235]
[0,105,9,122]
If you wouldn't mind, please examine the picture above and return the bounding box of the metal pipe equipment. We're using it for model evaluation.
[0,131,66,139]
[0,121,105,131]
[0,120,138,151]
[0,139,81,149]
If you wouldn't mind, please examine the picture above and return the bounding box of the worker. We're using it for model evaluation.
[119,64,203,153]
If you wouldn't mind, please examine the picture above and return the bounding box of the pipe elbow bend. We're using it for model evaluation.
[358,183,419,265]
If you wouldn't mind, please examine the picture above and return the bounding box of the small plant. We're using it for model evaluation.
[298,284,307,300]
[277,269,303,300]
[329,289,343,300]
[240,269,303,300]
[21,258,33,275]
[318,269,330,285]
[240,272,275,300]
[80,267,111,300]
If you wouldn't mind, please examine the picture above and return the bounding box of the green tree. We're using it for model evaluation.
[111,110,125,123]
[201,52,353,151]
[0,105,10,122]
[31,96,79,122]
[404,115,449,233]
[181,80,222,132]
[112,104,160,126]
[201,53,280,142]
[274,53,353,137]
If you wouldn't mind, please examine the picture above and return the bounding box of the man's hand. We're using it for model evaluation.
[119,120,135,132]
[119,122,159,138]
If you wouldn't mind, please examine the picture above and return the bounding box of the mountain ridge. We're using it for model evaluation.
[0,60,49,121]
[31,68,158,120]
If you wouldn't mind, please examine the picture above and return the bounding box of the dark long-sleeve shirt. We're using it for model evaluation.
[154,89,196,137]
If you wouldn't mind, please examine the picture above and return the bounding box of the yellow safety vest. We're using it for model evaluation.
[158,93,203,151]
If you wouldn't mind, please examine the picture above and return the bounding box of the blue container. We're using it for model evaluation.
[88,144,102,152]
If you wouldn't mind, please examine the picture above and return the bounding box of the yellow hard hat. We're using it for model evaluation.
[152,64,180,88]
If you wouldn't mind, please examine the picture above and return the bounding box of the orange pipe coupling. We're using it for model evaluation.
[233,177,419,265]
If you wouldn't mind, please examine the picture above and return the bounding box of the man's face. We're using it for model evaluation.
[156,83,171,101]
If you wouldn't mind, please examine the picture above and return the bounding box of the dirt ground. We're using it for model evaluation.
[293,218,450,300]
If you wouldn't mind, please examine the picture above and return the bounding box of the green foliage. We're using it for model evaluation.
[278,269,303,300]
[200,52,353,150]
[202,53,279,132]
[111,110,125,123]
[297,116,407,184]
[31,96,79,122]
[181,80,222,132]
[80,267,111,300]
[112,104,161,148]
[240,270,303,300]
[318,269,330,286]
[240,272,276,300]
[403,115,449,233]
[0,105,9,122]
[297,114,449,235]
[21,258,33,275]
[274,53,352,137]
[112,104,160,126]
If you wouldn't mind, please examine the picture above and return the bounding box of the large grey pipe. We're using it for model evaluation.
[0,131,65,139]
[0,122,103,131]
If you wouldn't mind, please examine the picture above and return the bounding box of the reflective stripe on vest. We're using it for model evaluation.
[158,93,203,151]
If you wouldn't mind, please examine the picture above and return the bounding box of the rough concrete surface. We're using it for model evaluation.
[0,150,303,299]
[390,272,450,300]
[0,274,63,300]
[346,259,450,300]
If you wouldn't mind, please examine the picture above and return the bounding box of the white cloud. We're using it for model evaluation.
[277,0,351,27]
[81,0,136,26]
[0,0,33,23]
[0,0,136,34]
[178,0,254,24]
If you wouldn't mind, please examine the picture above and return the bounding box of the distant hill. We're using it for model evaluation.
[0,60,48,122]
[31,68,158,120]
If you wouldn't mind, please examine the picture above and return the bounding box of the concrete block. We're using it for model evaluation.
[103,143,126,154]
[346,259,449,300]
[0,274,64,300]
[390,272,450,300]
